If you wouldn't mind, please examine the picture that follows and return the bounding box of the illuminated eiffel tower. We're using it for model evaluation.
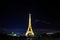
[25,13,34,37]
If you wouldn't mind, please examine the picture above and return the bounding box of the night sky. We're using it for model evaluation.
[0,1,60,35]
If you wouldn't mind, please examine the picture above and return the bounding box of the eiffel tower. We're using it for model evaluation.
[25,13,34,37]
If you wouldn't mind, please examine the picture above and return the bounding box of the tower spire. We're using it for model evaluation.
[29,13,31,27]
[25,13,34,37]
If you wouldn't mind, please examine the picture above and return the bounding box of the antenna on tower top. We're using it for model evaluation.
[29,13,31,15]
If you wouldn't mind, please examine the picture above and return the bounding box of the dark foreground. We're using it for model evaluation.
[0,37,60,40]
[0,32,60,40]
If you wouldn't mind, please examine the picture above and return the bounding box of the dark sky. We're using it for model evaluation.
[0,1,60,34]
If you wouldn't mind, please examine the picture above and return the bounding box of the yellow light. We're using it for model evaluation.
[25,13,34,37]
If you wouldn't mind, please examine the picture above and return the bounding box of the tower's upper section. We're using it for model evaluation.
[29,13,31,27]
